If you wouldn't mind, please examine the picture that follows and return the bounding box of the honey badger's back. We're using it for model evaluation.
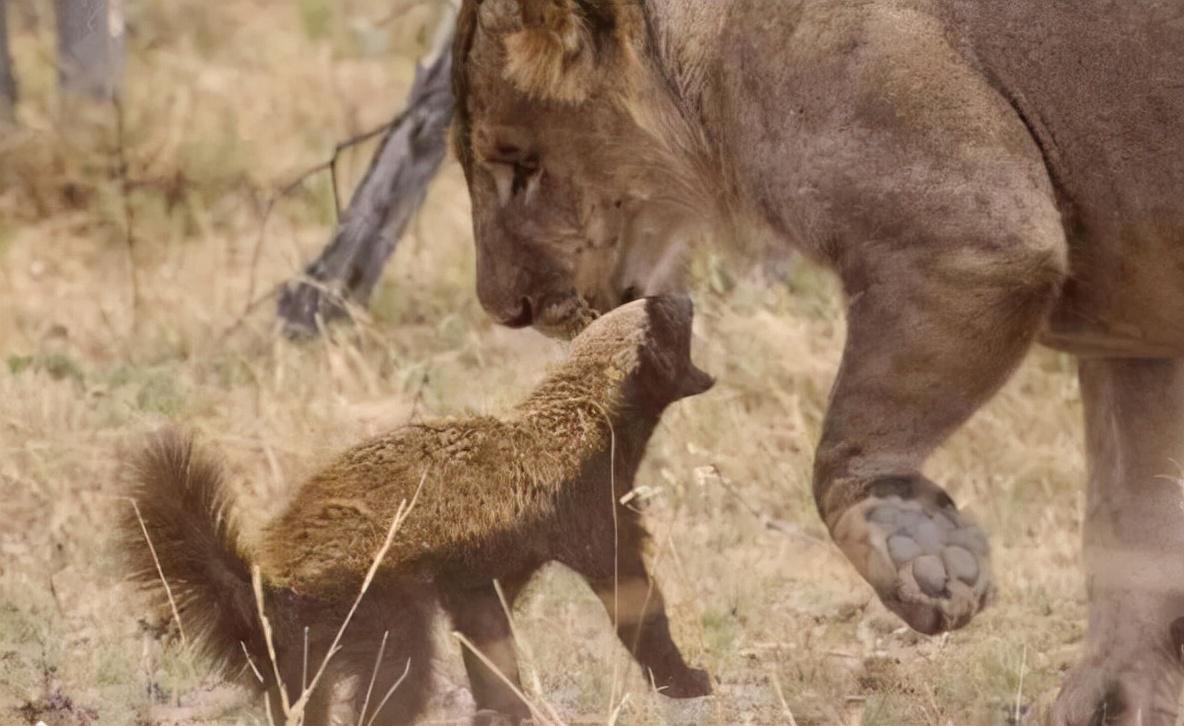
[257,416,564,591]
[258,296,714,593]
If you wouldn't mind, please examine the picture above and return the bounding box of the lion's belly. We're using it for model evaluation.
[1042,239,1184,358]
[954,0,1184,357]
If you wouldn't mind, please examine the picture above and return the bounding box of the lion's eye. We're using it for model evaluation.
[488,154,541,206]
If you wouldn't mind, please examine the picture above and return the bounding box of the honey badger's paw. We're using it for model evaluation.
[831,476,992,635]
[658,667,713,699]
[472,708,529,726]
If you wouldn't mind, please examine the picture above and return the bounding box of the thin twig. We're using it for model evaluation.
[241,642,265,684]
[357,630,391,726]
[366,658,412,726]
[709,464,826,545]
[251,567,291,715]
[769,669,799,726]
[292,470,427,715]
[217,282,284,344]
[244,118,404,309]
[302,625,309,694]
[452,632,556,726]
[127,497,188,647]
[491,581,564,725]
[1014,644,1027,723]
[587,401,623,715]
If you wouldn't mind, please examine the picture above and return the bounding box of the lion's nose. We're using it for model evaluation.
[497,297,535,328]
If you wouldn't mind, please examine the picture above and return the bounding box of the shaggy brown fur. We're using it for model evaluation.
[122,296,714,725]
[451,1,1184,722]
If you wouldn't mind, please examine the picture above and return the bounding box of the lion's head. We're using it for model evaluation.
[452,0,711,338]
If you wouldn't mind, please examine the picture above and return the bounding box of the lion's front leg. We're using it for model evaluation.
[1047,359,1184,726]
[812,190,1065,635]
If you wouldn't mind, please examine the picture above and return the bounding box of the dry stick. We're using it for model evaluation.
[768,669,800,726]
[302,626,310,694]
[243,118,404,309]
[710,463,826,545]
[241,642,265,684]
[126,498,188,647]
[357,629,391,726]
[1014,643,1027,724]
[491,581,565,725]
[251,567,292,715]
[276,8,455,338]
[250,485,417,724]
[365,657,412,726]
[218,282,284,345]
[589,402,626,716]
[605,693,631,726]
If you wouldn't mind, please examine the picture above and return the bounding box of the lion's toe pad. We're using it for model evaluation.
[835,492,992,635]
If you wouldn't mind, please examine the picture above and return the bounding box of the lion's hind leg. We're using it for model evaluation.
[1048,359,1184,726]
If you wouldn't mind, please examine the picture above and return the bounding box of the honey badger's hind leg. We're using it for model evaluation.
[334,584,435,726]
[1048,360,1184,726]
[440,577,533,725]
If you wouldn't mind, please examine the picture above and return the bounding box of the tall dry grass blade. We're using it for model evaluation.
[491,580,564,725]
[590,401,625,716]
[127,497,189,647]
[302,625,309,693]
[241,641,265,684]
[452,631,559,726]
[605,692,630,726]
[357,629,390,726]
[769,668,799,726]
[251,565,292,716]
[365,657,411,726]
[292,469,426,715]
[1014,643,1027,723]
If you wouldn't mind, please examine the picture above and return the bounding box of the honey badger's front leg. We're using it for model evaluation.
[563,517,711,698]
[811,143,1067,635]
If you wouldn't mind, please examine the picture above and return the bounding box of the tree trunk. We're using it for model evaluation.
[55,0,122,100]
[0,0,16,122]
[277,22,456,338]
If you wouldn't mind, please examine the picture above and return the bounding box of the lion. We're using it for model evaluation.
[449,1,1184,723]
[122,296,714,725]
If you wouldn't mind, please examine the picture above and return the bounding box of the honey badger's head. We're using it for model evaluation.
[569,295,714,408]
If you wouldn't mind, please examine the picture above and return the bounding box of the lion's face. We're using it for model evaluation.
[453,0,686,337]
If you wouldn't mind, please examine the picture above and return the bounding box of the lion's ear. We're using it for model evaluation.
[503,0,605,103]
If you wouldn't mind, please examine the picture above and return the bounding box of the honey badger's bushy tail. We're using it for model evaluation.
[121,429,263,678]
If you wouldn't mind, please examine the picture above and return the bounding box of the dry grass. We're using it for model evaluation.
[0,1,1089,723]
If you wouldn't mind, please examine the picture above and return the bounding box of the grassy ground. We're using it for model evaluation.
[1,2,1092,724]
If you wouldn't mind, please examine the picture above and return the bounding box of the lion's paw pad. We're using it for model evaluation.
[836,493,992,635]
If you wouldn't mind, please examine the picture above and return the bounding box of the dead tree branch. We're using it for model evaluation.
[55,0,123,101]
[276,13,456,338]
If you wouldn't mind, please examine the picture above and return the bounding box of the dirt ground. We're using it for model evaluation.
[1,2,1101,724]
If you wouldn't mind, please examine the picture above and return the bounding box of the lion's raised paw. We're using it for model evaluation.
[833,481,993,635]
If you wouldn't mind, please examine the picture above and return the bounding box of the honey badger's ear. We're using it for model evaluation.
[502,0,617,103]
